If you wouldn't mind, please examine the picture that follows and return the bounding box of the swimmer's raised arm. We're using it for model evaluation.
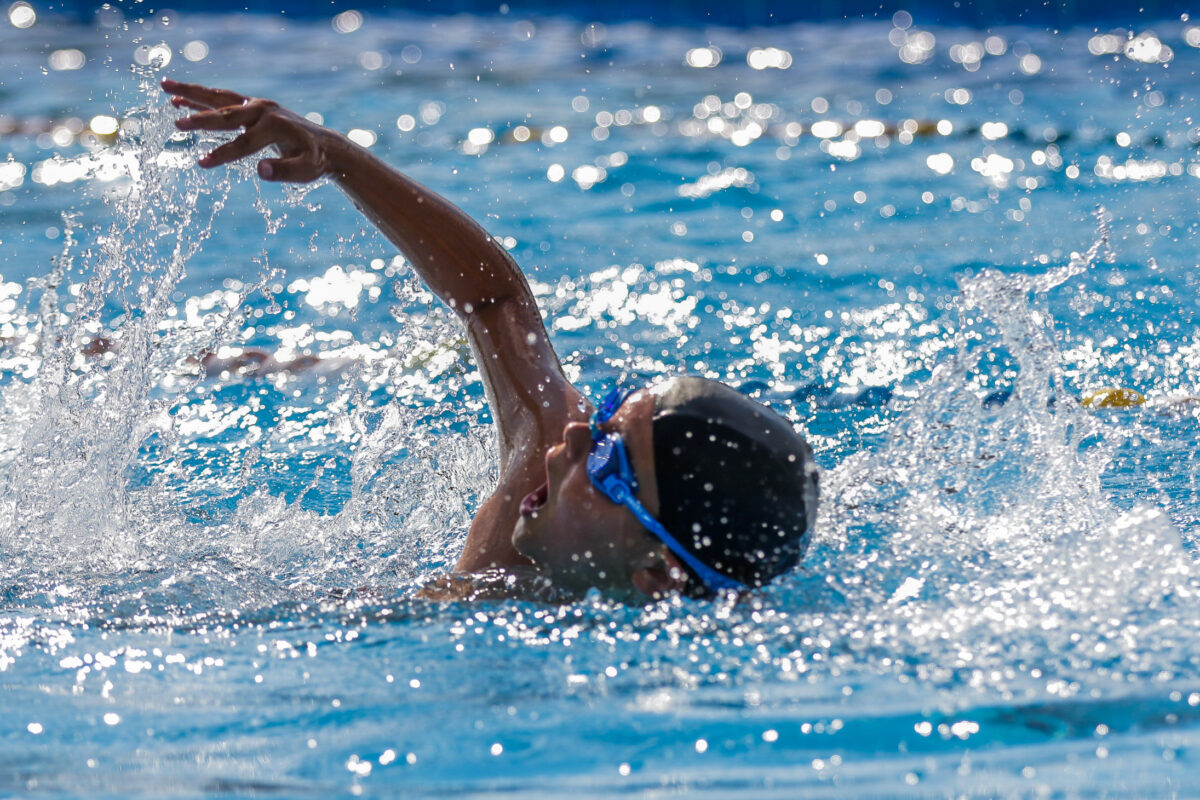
[163,80,584,475]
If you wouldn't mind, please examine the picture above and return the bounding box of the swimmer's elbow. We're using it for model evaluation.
[456,290,539,328]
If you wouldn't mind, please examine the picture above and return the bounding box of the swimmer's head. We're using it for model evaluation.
[512,376,819,599]
[650,376,819,592]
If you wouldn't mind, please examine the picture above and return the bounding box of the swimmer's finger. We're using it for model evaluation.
[257,153,325,183]
[197,127,274,168]
[170,96,210,112]
[161,78,246,109]
[176,104,265,132]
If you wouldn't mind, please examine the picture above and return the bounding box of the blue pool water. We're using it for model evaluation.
[4,5,1200,796]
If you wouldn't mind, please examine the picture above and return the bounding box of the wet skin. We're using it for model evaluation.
[162,79,689,599]
[511,388,688,598]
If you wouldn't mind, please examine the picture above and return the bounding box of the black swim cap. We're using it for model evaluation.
[651,376,819,592]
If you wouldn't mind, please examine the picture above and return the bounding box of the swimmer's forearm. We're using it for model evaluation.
[165,78,537,322]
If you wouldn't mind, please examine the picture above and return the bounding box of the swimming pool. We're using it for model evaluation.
[3,5,1200,796]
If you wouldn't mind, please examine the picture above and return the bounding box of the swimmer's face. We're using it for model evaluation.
[512,388,688,598]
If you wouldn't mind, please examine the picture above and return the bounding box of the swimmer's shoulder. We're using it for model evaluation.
[417,566,563,603]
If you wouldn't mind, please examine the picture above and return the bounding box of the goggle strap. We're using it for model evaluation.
[617,491,746,593]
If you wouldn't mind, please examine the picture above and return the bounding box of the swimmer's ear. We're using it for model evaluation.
[631,548,689,599]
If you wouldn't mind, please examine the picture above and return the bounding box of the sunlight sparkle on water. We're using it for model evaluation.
[133,43,172,67]
[4,10,1200,797]
[7,1,34,28]
[332,9,362,34]
[747,47,792,70]
[288,265,380,311]
[809,120,842,139]
[0,161,26,191]
[49,48,85,71]
[685,46,721,68]
[182,40,209,61]
[347,128,377,148]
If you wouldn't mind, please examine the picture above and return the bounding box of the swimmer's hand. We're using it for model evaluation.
[163,78,333,182]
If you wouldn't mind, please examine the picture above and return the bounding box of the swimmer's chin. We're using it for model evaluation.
[511,523,583,591]
[511,516,533,554]
[510,520,559,579]
[510,506,550,561]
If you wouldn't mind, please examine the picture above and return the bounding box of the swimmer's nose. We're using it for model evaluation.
[563,422,593,461]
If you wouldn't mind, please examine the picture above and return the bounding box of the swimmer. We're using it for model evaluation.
[1080,386,1200,414]
[189,347,329,379]
[80,336,336,380]
[162,78,819,601]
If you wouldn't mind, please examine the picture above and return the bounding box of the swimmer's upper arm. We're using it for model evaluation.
[465,297,583,469]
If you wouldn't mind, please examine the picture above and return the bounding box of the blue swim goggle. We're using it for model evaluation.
[587,386,745,594]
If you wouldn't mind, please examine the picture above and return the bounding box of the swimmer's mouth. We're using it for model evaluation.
[520,482,548,517]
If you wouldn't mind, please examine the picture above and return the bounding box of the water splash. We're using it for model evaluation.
[808,211,1196,692]
[0,83,501,603]
[0,82,243,581]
